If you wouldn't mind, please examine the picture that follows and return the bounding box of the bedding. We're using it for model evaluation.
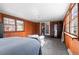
[0,37,41,55]
[28,35,45,47]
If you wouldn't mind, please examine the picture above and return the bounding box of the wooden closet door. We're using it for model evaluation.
[57,21,63,38]
[50,22,54,37]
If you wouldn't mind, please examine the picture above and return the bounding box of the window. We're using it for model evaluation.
[70,17,78,35]
[16,20,24,31]
[4,17,24,32]
[70,4,78,35]
[4,17,15,31]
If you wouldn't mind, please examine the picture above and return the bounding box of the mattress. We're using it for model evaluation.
[0,37,41,55]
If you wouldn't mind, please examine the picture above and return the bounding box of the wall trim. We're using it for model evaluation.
[40,22,41,35]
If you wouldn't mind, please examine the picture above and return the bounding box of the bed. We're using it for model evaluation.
[0,37,41,55]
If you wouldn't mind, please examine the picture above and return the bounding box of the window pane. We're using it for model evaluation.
[4,25,15,31]
[4,17,15,24]
[9,19,15,24]
[4,25,9,31]
[4,17,16,31]
[4,18,9,24]
[16,20,24,31]
[70,4,78,35]
[9,25,15,31]
[70,17,78,35]
[17,25,24,31]
[72,4,78,19]
[16,20,24,25]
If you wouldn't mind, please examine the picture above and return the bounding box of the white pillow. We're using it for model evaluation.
[39,36,45,47]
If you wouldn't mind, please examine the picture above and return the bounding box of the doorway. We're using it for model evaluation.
[40,22,50,36]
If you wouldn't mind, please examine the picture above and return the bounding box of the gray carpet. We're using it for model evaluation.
[42,38,68,55]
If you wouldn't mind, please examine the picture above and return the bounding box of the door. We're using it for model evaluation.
[45,22,50,35]
[40,23,45,35]
[40,22,50,36]
[57,21,63,38]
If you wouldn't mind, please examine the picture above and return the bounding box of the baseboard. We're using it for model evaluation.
[67,48,73,55]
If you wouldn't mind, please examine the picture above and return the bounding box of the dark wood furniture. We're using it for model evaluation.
[0,23,3,38]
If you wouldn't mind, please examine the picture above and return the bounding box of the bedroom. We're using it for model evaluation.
[0,3,79,55]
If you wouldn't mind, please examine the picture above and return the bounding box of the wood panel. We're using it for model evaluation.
[0,13,3,23]
[64,33,79,54]
[50,22,54,37]
[0,13,40,37]
[57,21,63,38]
[64,3,79,54]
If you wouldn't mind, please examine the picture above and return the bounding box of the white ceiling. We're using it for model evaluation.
[0,3,69,22]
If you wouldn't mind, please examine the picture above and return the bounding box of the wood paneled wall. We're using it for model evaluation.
[0,13,40,37]
[64,3,79,55]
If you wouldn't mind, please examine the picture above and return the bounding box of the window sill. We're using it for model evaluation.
[64,32,78,39]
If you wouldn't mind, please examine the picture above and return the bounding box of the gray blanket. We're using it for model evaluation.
[0,37,41,55]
